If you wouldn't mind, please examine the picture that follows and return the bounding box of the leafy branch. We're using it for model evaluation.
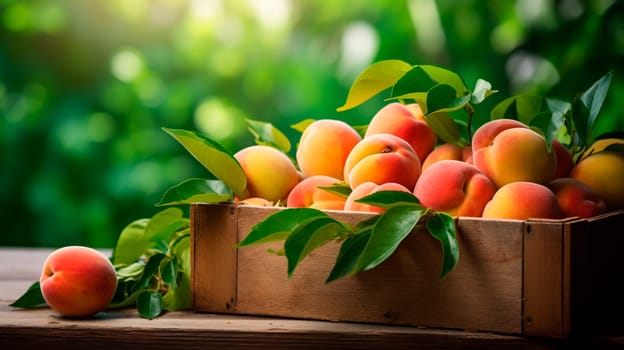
[238,191,459,282]
[10,208,192,320]
[336,59,616,161]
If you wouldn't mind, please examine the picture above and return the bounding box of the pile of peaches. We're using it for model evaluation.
[235,102,624,220]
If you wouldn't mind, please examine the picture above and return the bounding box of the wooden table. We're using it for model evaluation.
[1,248,622,349]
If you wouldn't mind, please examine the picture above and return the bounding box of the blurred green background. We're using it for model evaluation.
[1,0,623,248]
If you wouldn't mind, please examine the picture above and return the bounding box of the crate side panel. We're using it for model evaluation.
[191,203,238,312]
[234,211,524,334]
[522,221,565,337]
[579,211,624,335]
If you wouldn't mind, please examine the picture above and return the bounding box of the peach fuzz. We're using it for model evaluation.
[482,182,563,220]
[414,160,497,217]
[40,246,118,318]
[344,133,421,191]
[344,181,413,213]
[549,178,607,219]
[296,119,362,180]
[365,102,437,162]
[286,175,346,210]
[421,143,473,172]
[234,145,300,202]
[472,119,556,187]
[570,150,624,210]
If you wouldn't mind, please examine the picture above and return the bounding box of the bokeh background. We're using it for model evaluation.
[1,0,623,248]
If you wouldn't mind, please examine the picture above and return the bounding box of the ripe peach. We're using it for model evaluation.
[472,119,557,187]
[482,182,563,220]
[365,102,437,162]
[344,133,421,191]
[40,246,118,318]
[234,145,300,202]
[344,181,413,213]
[296,119,362,180]
[414,160,497,217]
[238,197,273,206]
[579,137,624,161]
[421,143,473,172]
[549,177,607,218]
[552,140,574,179]
[286,175,346,210]
[570,150,624,210]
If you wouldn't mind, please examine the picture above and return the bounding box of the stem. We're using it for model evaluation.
[465,104,474,144]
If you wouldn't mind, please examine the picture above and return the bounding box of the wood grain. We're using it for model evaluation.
[193,204,525,334]
[1,246,622,349]
[191,204,238,312]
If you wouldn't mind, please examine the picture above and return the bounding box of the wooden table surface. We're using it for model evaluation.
[1,247,622,350]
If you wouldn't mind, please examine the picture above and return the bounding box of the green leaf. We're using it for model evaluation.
[163,128,248,199]
[284,216,344,277]
[317,183,351,198]
[528,111,554,138]
[161,257,177,286]
[355,190,419,209]
[112,218,150,265]
[391,66,438,98]
[238,208,330,247]
[326,229,372,283]
[352,204,422,273]
[145,208,188,244]
[163,234,191,311]
[9,281,46,308]
[133,253,167,292]
[337,59,413,111]
[162,275,190,311]
[471,79,497,104]
[491,95,543,124]
[420,65,467,96]
[115,262,145,280]
[156,178,233,206]
[386,92,428,107]
[426,212,459,279]
[291,119,315,133]
[424,111,463,144]
[426,84,461,114]
[352,124,369,138]
[137,291,163,320]
[109,280,141,309]
[246,118,291,153]
[576,70,613,145]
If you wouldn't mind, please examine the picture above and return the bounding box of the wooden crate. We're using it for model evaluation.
[190,203,624,338]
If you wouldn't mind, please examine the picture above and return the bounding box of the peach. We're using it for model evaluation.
[286,175,346,210]
[234,145,300,202]
[552,140,574,179]
[414,160,497,217]
[344,181,413,213]
[296,119,362,180]
[482,182,563,220]
[40,246,118,317]
[579,137,624,161]
[421,143,473,172]
[365,102,437,162]
[570,150,624,210]
[472,119,557,187]
[344,133,421,191]
[238,197,273,206]
[549,178,607,218]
